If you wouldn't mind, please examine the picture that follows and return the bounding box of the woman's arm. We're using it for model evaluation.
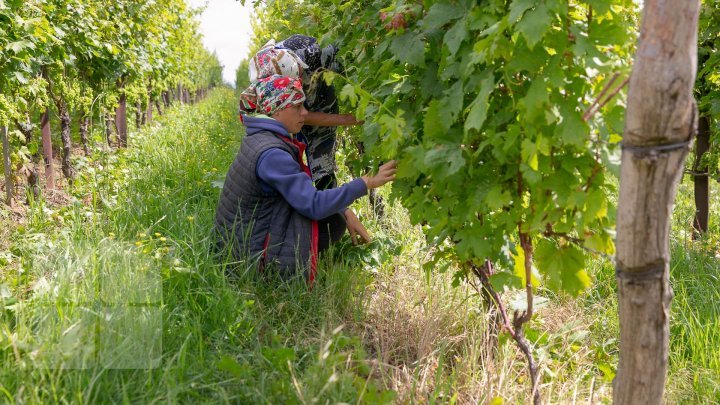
[256,148,367,220]
[256,150,397,221]
[304,111,363,127]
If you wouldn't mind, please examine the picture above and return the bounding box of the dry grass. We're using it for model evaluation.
[337,199,615,404]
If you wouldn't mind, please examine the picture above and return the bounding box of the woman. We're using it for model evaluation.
[250,38,372,247]
[215,75,396,282]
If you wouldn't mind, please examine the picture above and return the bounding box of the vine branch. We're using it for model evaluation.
[471,258,542,405]
[582,74,630,122]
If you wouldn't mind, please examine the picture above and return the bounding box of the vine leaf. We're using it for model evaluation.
[390,32,425,67]
[584,232,615,255]
[521,138,539,171]
[509,0,536,24]
[516,3,551,49]
[339,84,358,107]
[424,99,448,138]
[439,80,464,123]
[584,189,608,220]
[519,78,549,122]
[423,144,464,176]
[535,240,591,296]
[420,3,464,31]
[490,271,522,291]
[7,40,34,54]
[485,185,511,210]
[444,16,468,56]
[514,243,541,287]
[464,73,495,132]
[557,107,588,147]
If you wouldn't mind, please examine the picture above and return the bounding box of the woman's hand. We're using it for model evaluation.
[344,209,371,245]
[362,160,397,189]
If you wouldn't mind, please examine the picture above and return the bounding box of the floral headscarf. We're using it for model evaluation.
[239,75,306,116]
[249,40,308,82]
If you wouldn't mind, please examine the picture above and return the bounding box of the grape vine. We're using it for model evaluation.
[0,0,223,201]
[251,0,639,401]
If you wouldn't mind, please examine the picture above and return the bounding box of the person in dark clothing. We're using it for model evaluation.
[251,36,371,246]
[215,75,396,283]
[275,35,355,190]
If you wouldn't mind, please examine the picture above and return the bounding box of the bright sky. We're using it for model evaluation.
[187,0,254,86]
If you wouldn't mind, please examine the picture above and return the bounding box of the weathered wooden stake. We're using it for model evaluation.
[79,113,90,156]
[692,115,710,237]
[614,1,701,404]
[116,91,128,148]
[41,109,55,190]
[57,100,74,180]
[1,126,13,205]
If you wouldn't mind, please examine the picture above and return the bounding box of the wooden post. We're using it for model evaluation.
[135,101,142,129]
[116,91,128,147]
[693,115,710,237]
[41,109,55,190]
[1,126,12,205]
[614,1,701,404]
[79,114,90,156]
[147,99,153,124]
[104,112,115,147]
[57,100,74,180]
[146,83,154,123]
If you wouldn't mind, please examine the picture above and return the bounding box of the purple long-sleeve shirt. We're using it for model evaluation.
[243,115,367,221]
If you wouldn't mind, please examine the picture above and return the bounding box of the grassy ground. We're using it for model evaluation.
[0,88,718,403]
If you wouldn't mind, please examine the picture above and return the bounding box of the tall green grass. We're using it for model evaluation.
[0,90,392,403]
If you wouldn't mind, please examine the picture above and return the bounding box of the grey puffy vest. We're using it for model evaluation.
[215,131,314,280]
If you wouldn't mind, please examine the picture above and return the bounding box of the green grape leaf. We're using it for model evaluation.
[584,232,615,255]
[586,0,612,15]
[424,99,449,138]
[424,144,464,176]
[13,71,29,84]
[6,40,34,54]
[378,111,406,158]
[390,32,426,67]
[485,186,511,210]
[490,271,522,291]
[516,3,551,49]
[514,244,541,287]
[521,138,539,171]
[420,3,465,31]
[454,226,494,260]
[557,107,589,147]
[439,80,464,123]
[535,240,591,296]
[444,16,468,56]
[339,83,358,107]
[509,0,536,23]
[519,78,549,122]
[464,73,495,132]
[584,189,608,220]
